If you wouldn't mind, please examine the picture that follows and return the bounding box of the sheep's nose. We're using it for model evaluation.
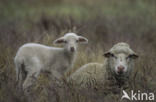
[117,65,125,73]
[70,47,75,52]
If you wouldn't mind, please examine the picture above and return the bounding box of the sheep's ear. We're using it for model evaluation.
[129,53,139,59]
[53,37,65,44]
[78,36,88,44]
[103,52,114,58]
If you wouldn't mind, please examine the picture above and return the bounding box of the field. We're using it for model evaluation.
[0,0,156,102]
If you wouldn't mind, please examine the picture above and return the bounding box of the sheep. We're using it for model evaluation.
[68,42,139,100]
[14,33,88,92]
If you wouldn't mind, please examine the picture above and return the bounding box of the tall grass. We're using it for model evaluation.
[0,0,156,102]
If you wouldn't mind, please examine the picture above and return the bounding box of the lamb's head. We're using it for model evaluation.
[104,42,138,77]
[53,33,88,53]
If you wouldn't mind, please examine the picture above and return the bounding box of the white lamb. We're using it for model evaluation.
[68,42,139,100]
[14,33,88,91]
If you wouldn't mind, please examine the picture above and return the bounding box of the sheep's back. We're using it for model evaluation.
[69,63,105,89]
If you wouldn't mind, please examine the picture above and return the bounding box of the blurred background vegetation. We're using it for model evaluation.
[0,0,156,102]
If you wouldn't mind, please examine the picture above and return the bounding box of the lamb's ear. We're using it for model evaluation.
[78,36,88,44]
[103,51,114,58]
[53,37,65,44]
[129,53,139,59]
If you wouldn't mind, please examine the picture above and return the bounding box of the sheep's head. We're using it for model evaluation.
[53,33,88,53]
[104,42,138,77]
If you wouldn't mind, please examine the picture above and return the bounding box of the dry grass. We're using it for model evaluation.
[0,0,156,102]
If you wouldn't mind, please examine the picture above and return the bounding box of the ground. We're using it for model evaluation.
[0,0,156,102]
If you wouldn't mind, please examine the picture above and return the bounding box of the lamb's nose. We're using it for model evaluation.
[70,47,75,52]
[117,65,125,72]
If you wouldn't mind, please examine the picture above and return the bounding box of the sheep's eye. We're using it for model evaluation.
[104,52,116,58]
[64,41,67,43]
[126,55,132,60]
[110,54,114,57]
[127,54,138,59]
[112,54,117,59]
[110,53,117,58]
[76,40,79,43]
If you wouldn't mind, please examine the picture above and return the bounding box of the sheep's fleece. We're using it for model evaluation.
[68,42,138,99]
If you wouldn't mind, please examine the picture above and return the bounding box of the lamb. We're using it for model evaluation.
[68,42,139,100]
[14,33,88,91]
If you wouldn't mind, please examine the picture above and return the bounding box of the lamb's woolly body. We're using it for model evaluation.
[14,33,88,91]
[15,43,75,90]
[15,43,75,77]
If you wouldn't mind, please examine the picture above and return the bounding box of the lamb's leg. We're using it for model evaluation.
[18,69,25,90]
[23,71,39,94]
[23,58,41,93]
[15,62,26,91]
